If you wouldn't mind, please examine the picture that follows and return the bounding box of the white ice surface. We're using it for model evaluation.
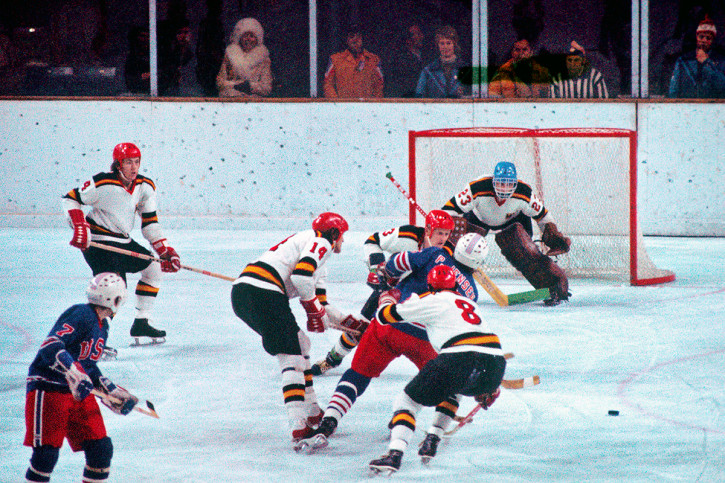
[1,229,723,482]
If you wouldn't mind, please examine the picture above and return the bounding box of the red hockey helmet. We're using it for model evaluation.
[425,210,454,231]
[312,212,349,242]
[113,143,141,162]
[427,264,457,291]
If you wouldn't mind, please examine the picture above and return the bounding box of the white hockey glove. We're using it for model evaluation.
[300,297,326,333]
[54,350,94,401]
[98,376,138,416]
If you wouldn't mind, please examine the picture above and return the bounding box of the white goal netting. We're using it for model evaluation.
[409,127,675,285]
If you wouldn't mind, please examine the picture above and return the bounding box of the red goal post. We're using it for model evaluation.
[408,127,675,286]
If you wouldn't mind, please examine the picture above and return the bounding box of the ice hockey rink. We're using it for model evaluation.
[1,227,723,482]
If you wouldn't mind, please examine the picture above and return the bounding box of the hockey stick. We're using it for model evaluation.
[89,242,236,282]
[92,389,160,419]
[385,171,427,219]
[445,374,540,437]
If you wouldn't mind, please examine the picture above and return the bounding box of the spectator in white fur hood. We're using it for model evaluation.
[216,18,273,97]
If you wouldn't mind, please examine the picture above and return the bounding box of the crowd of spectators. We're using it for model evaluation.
[0,1,723,100]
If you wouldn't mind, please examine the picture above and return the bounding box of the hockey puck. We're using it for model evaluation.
[608,410,619,416]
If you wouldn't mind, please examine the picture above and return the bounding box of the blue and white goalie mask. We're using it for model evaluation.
[493,161,518,199]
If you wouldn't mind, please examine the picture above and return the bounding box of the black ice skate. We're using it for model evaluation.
[310,351,343,376]
[544,289,571,307]
[293,417,337,453]
[130,318,166,346]
[369,450,403,475]
[418,433,441,463]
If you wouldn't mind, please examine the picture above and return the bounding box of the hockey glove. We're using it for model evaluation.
[54,350,93,401]
[152,239,181,273]
[542,223,571,256]
[372,262,399,288]
[474,386,501,410]
[378,288,401,308]
[300,297,326,333]
[339,314,370,336]
[68,209,91,250]
[98,376,138,416]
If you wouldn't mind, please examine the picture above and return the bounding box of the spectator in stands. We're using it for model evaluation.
[195,0,225,97]
[549,41,609,98]
[415,25,469,98]
[216,17,273,97]
[489,38,551,98]
[385,22,427,98]
[668,15,725,98]
[323,24,384,99]
[124,26,150,95]
[158,15,194,96]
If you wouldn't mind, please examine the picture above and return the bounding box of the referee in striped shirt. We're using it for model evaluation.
[550,41,609,98]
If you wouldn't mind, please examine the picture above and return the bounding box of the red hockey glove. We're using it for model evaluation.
[68,209,90,250]
[152,239,181,273]
[378,288,401,308]
[300,297,326,333]
[339,314,370,336]
[474,386,501,410]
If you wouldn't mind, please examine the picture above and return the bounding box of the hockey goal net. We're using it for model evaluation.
[408,127,675,285]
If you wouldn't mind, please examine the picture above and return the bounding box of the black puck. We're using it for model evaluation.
[608,410,619,416]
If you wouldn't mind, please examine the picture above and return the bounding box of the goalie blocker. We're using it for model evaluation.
[495,222,569,304]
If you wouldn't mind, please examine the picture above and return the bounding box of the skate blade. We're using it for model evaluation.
[100,349,118,361]
[130,337,166,347]
[293,434,328,453]
[369,466,396,476]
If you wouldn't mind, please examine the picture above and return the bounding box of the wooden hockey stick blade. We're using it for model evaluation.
[504,352,514,360]
[92,389,160,419]
[327,321,361,337]
[506,288,550,305]
[473,269,508,306]
[500,375,540,390]
[90,242,235,282]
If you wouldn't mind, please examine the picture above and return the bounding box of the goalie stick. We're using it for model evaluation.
[445,374,540,437]
[90,242,236,282]
[92,389,160,419]
[385,172,549,307]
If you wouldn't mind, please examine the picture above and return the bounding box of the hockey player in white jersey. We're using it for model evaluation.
[368,264,506,474]
[62,143,181,350]
[442,161,571,305]
[231,212,364,446]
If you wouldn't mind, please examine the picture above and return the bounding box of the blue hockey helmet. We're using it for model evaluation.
[493,161,518,199]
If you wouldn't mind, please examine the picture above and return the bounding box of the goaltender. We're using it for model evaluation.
[441,161,571,305]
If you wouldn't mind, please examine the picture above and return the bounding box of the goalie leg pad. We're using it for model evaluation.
[495,223,569,299]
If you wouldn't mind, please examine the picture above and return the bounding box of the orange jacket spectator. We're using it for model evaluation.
[323,28,384,98]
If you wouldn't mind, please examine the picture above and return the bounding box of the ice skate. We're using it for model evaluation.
[418,433,440,464]
[100,345,118,360]
[544,290,570,307]
[293,416,337,453]
[129,318,166,346]
[310,351,342,376]
[369,449,403,475]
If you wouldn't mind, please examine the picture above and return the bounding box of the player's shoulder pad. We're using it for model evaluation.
[469,177,495,197]
[135,174,156,190]
[398,224,424,242]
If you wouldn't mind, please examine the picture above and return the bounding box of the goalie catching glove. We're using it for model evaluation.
[541,223,571,256]
[54,350,94,401]
[98,376,138,415]
[300,297,327,333]
[152,238,181,273]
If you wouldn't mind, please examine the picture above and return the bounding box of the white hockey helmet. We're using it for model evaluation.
[86,272,127,314]
[454,233,489,269]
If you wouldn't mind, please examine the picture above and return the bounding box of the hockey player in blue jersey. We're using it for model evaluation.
[23,273,139,482]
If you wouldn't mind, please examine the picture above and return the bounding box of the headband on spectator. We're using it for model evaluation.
[697,16,717,36]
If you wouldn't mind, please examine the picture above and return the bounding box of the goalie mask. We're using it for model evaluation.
[312,212,349,242]
[427,264,457,292]
[87,272,127,315]
[493,161,518,200]
[454,233,489,269]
